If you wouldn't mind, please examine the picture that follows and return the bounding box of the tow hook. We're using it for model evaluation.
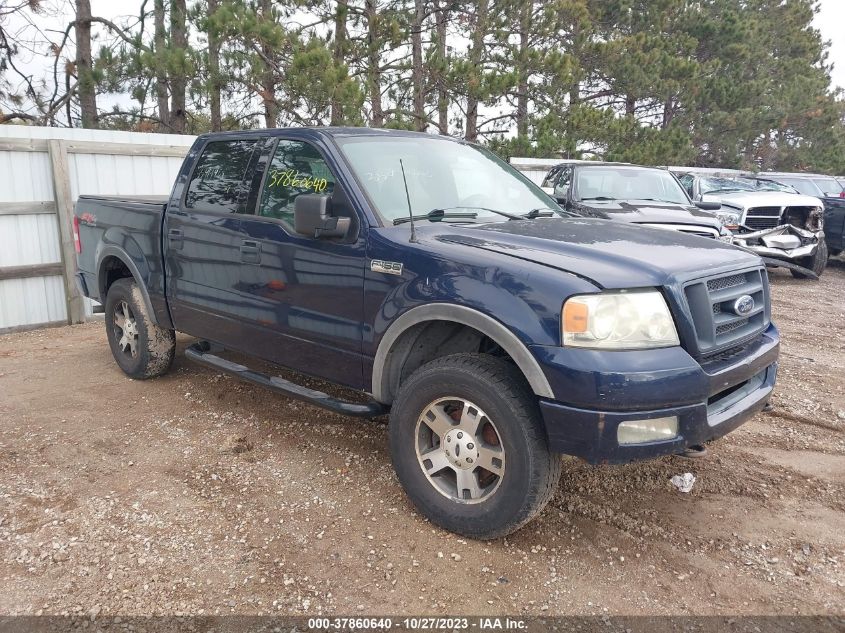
[680,444,708,459]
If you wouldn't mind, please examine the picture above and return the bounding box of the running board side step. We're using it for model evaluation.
[185,342,388,418]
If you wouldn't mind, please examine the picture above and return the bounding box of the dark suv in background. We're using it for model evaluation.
[541,161,729,240]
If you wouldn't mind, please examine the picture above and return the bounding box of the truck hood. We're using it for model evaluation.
[709,190,822,210]
[432,217,760,289]
[573,199,721,228]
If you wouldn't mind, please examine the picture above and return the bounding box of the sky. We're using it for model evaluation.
[815,0,845,91]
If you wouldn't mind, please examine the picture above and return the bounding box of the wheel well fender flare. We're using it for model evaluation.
[371,303,554,404]
[96,245,158,326]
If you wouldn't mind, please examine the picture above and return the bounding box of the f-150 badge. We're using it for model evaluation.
[371,260,403,275]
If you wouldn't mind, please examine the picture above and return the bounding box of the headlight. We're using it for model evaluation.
[716,211,740,229]
[807,207,824,231]
[562,290,680,349]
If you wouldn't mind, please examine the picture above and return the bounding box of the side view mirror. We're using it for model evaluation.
[695,201,722,211]
[294,194,350,239]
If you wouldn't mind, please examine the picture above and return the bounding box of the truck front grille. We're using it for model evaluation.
[744,207,782,231]
[684,267,770,356]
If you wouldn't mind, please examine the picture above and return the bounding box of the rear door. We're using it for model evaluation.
[163,136,261,343]
[234,135,367,389]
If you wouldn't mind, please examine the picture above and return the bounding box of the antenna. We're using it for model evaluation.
[399,159,418,243]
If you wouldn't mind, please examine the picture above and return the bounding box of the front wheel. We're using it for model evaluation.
[389,353,561,539]
[791,238,828,279]
[104,278,175,379]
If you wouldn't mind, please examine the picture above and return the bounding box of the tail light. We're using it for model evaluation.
[840,191,845,198]
[73,215,82,253]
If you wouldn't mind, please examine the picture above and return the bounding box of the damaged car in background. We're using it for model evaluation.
[676,173,827,279]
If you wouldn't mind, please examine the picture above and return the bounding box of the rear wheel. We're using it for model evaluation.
[791,238,828,279]
[104,278,175,379]
[389,353,561,539]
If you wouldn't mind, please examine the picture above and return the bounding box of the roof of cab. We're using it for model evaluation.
[552,160,671,170]
[197,126,461,142]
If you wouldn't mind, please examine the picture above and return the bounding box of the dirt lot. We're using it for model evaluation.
[1,264,844,618]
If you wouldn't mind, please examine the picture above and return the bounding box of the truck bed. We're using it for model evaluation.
[77,194,169,210]
[74,194,170,325]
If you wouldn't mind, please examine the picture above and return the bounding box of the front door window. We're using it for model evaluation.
[258,140,337,226]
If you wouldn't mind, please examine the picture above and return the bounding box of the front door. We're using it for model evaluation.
[235,137,367,389]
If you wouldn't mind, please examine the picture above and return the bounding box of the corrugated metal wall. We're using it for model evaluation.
[510,157,561,185]
[0,127,196,333]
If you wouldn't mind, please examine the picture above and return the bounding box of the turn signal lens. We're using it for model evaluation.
[563,300,589,333]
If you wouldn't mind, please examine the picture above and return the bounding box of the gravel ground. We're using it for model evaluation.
[0,263,843,618]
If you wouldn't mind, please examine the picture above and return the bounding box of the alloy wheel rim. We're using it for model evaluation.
[113,300,139,358]
[414,397,505,504]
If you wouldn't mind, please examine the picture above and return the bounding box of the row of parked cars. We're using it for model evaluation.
[539,162,845,279]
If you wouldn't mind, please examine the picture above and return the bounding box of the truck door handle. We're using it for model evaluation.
[168,228,183,249]
[240,239,261,264]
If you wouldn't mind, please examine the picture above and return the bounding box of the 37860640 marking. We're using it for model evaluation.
[307,617,394,630]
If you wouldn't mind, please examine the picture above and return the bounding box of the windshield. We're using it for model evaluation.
[811,177,843,195]
[574,167,689,204]
[774,177,823,197]
[335,137,557,223]
[738,178,796,193]
[698,177,758,194]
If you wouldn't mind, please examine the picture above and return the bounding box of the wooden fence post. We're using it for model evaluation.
[48,139,86,325]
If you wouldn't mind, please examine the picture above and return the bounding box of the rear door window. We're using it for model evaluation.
[185,139,259,213]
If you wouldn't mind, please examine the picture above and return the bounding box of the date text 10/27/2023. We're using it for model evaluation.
[306,618,528,630]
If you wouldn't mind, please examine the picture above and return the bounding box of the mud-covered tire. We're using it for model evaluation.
[791,238,828,278]
[104,278,175,379]
[389,353,561,539]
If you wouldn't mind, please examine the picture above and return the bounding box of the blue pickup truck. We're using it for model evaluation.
[73,128,779,538]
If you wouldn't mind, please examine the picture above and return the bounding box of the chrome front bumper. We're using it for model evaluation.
[733,224,821,261]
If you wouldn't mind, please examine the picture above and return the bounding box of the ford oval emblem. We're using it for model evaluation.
[733,295,755,316]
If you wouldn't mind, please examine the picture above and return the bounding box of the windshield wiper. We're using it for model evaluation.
[634,198,683,204]
[703,188,744,194]
[579,196,616,201]
[522,207,556,219]
[431,205,528,221]
[393,205,554,225]
[393,208,478,225]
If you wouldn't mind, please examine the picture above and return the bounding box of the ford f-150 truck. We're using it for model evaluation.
[73,128,779,539]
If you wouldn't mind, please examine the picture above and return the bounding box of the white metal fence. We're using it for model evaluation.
[510,157,561,185]
[0,126,196,334]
